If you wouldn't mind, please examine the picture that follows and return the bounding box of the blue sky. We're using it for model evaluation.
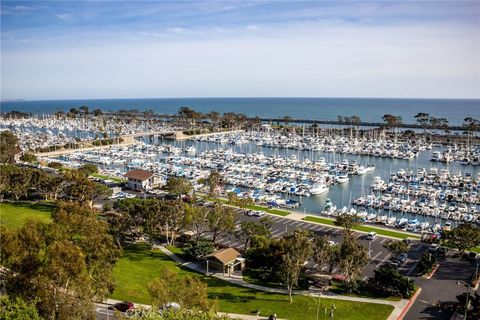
[1,0,479,100]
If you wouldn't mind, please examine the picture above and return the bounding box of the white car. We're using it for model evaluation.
[125,193,136,199]
[254,210,265,217]
[366,232,378,240]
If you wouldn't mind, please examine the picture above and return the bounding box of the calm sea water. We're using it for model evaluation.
[1,97,479,125]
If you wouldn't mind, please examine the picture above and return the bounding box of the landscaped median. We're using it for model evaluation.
[303,216,421,240]
[90,173,126,183]
[112,243,394,320]
[210,197,290,216]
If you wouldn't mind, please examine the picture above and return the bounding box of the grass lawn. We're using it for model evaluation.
[212,197,289,217]
[303,216,420,240]
[112,243,393,320]
[245,204,289,217]
[329,281,401,302]
[91,173,126,183]
[0,201,54,228]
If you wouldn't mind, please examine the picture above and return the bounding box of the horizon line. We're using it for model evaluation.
[2,96,480,103]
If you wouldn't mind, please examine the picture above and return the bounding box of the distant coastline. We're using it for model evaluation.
[1,97,479,126]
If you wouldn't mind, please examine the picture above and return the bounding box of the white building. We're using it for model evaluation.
[124,169,161,191]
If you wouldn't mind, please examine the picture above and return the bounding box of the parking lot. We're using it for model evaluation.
[204,209,428,279]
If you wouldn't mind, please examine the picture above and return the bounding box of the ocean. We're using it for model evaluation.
[1,97,479,126]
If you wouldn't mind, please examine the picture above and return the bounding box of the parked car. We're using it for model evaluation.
[366,232,378,240]
[253,210,265,217]
[246,210,255,216]
[438,246,448,256]
[110,301,134,312]
[394,253,408,264]
[387,260,400,269]
[428,243,440,253]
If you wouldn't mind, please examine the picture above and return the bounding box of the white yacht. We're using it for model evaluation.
[310,183,329,195]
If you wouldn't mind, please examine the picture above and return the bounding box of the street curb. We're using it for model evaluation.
[424,264,440,280]
[396,287,422,320]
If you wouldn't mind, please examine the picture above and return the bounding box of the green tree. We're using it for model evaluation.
[279,229,313,302]
[184,238,215,261]
[383,240,409,256]
[158,200,184,246]
[365,265,414,298]
[64,172,112,208]
[334,214,361,236]
[148,268,212,311]
[0,131,20,163]
[208,204,235,243]
[78,163,98,176]
[79,105,89,114]
[382,114,403,128]
[0,215,113,319]
[312,235,339,274]
[443,223,480,254]
[414,112,430,133]
[198,170,223,197]
[283,115,292,127]
[183,204,210,244]
[19,152,37,163]
[237,217,272,252]
[338,234,369,292]
[165,177,192,199]
[0,295,41,320]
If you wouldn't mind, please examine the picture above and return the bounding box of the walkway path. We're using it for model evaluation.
[34,136,138,157]
[157,245,410,320]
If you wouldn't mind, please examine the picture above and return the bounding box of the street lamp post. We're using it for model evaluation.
[464,282,471,320]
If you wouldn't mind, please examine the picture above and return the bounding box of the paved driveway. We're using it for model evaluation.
[404,255,477,320]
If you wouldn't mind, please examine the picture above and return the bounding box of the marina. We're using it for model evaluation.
[31,127,480,234]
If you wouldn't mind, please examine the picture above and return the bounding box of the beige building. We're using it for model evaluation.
[205,248,245,276]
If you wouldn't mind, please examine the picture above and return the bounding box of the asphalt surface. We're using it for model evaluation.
[405,254,479,320]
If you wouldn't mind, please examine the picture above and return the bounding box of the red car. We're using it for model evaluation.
[110,301,134,312]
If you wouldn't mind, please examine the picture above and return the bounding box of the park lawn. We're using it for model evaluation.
[112,243,393,320]
[0,202,54,228]
[303,216,420,240]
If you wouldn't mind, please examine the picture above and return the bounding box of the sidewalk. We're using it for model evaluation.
[157,245,410,320]
[102,298,278,320]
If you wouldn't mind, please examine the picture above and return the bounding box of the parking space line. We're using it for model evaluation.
[282,220,290,225]
[290,221,302,227]
[380,238,387,244]
[376,254,391,268]
[271,230,282,236]
[370,251,382,262]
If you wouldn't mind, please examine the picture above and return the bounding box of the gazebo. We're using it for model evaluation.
[204,248,245,277]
